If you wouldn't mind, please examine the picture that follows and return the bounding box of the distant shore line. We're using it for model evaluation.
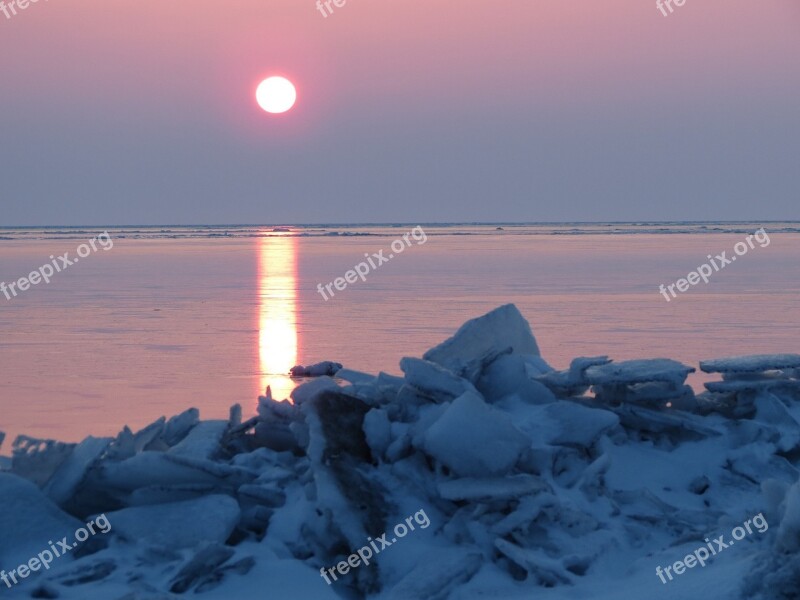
[1,222,799,241]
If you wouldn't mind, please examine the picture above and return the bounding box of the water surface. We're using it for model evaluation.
[1,223,798,445]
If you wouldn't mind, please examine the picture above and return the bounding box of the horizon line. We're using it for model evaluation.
[2,220,799,229]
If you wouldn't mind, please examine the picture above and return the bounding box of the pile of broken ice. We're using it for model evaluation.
[1,304,800,599]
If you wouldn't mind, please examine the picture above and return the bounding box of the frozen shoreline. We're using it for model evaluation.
[1,304,799,599]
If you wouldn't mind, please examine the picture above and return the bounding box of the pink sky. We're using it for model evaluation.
[3,1,796,110]
[1,0,798,223]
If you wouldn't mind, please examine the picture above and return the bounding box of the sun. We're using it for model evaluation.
[256,76,297,114]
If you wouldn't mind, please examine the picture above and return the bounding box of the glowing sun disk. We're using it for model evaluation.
[256,76,297,114]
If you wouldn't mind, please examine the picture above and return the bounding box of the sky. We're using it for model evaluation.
[0,0,798,225]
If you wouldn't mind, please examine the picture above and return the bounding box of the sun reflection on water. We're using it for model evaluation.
[258,234,298,401]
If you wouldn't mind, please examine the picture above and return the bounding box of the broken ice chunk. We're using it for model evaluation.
[11,435,75,487]
[477,353,556,404]
[544,402,620,447]
[163,408,200,446]
[132,417,166,452]
[599,381,697,411]
[44,436,112,507]
[106,495,241,549]
[700,354,800,374]
[335,368,376,384]
[423,304,541,382]
[705,379,800,394]
[584,359,695,387]
[363,408,392,458]
[168,421,228,460]
[289,376,340,405]
[98,451,255,491]
[289,361,343,377]
[536,356,611,398]
[695,391,755,419]
[400,357,479,401]
[0,473,83,569]
[255,395,303,453]
[423,391,530,477]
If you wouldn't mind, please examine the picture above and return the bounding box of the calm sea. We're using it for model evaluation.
[1,223,799,446]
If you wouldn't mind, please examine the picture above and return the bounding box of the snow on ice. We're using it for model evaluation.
[1,304,799,599]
